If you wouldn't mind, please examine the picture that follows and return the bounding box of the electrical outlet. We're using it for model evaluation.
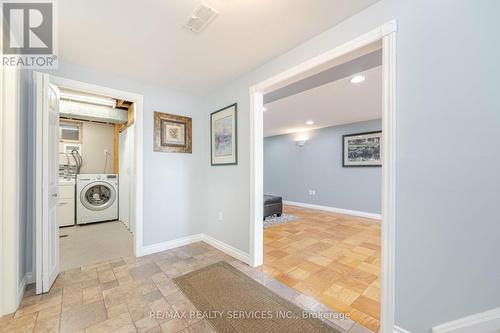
[217,212,223,221]
[104,149,109,155]
[308,190,316,195]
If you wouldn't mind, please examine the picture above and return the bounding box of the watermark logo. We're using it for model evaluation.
[1,0,57,68]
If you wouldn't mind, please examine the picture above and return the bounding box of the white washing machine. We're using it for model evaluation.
[77,174,118,225]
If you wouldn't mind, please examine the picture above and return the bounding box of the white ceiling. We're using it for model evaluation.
[58,0,379,94]
[263,65,381,137]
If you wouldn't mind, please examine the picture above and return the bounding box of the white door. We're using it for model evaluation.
[128,124,136,235]
[35,73,60,293]
[119,129,130,229]
[118,123,135,233]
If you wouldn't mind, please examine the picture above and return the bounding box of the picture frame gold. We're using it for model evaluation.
[154,112,192,153]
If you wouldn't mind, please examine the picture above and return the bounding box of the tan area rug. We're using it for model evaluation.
[173,261,340,333]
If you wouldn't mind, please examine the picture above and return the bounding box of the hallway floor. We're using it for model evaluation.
[60,221,134,271]
[263,205,381,332]
[0,242,373,333]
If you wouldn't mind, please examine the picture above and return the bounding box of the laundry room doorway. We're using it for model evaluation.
[33,73,144,294]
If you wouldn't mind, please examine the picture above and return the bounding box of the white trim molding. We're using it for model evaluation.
[15,272,35,312]
[283,200,381,220]
[140,234,250,265]
[432,307,500,333]
[140,234,203,256]
[1,67,22,315]
[249,19,397,333]
[25,272,35,285]
[380,20,398,333]
[202,234,250,264]
[394,326,412,333]
[16,274,28,308]
[34,74,144,294]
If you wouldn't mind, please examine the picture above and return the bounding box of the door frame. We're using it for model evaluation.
[34,73,144,293]
[248,20,397,333]
[0,67,22,314]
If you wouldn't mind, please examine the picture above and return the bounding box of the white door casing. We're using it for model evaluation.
[33,74,144,292]
[1,67,22,313]
[249,20,397,333]
[48,75,143,256]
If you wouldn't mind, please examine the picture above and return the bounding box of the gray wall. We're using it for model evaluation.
[18,1,500,331]
[201,1,500,332]
[264,120,381,214]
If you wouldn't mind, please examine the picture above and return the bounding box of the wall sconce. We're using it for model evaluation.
[296,140,307,147]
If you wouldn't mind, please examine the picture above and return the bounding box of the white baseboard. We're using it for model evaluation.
[140,234,203,256]
[202,234,250,264]
[432,307,500,333]
[25,272,35,284]
[283,200,381,220]
[394,326,412,333]
[16,274,28,308]
[139,234,250,265]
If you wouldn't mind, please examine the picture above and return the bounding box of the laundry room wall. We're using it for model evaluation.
[59,120,115,174]
[79,121,115,174]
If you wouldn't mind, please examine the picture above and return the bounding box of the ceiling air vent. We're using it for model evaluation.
[184,2,218,33]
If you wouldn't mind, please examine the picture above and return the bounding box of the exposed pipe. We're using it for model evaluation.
[71,148,82,174]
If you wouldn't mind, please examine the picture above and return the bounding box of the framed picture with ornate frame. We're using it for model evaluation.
[210,103,237,166]
[154,112,192,153]
[342,130,382,167]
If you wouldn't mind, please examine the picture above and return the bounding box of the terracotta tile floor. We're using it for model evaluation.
[263,205,381,332]
[0,242,374,333]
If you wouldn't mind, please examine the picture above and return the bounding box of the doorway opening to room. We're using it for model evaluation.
[249,22,396,333]
[263,41,383,332]
[34,73,143,294]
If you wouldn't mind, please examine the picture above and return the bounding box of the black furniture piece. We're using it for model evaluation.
[264,195,283,219]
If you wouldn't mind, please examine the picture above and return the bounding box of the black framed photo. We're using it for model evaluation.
[342,131,382,167]
[210,103,237,166]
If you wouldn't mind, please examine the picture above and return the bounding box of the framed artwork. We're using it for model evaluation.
[154,112,192,153]
[210,103,237,165]
[342,131,382,167]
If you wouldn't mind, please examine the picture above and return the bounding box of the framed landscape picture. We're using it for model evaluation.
[154,112,192,153]
[342,131,382,167]
[211,103,237,165]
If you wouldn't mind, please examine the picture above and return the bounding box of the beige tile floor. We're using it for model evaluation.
[0,242,374,333]
[60,221,134,271]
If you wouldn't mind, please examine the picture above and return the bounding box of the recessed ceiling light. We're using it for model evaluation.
[262,107,267,112]
[350,75,365,84]
[306,120,314,125]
